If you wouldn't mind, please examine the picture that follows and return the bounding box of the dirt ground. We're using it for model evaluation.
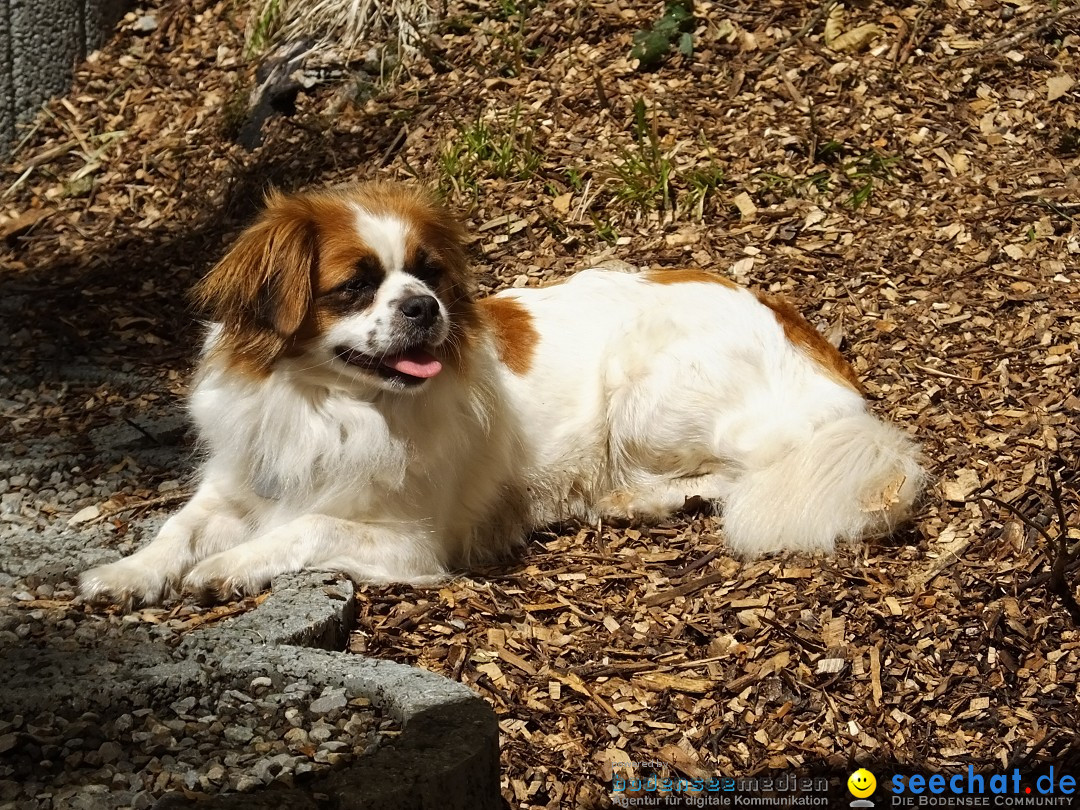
[3,0,1080,807]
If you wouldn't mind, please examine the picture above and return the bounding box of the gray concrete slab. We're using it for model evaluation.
[1,0,134,156]
[0,573,502,809]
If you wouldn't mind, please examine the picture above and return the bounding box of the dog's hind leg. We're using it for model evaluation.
[596,472,733,524]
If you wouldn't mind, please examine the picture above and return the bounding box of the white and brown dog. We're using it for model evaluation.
[80,182,923,605]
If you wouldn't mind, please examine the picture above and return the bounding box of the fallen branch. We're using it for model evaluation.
[642,570,729,607]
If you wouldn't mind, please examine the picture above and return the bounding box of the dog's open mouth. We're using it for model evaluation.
[336,346,443,385]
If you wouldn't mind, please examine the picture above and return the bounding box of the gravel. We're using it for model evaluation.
[0,258,415,809]
[0,586,394,809]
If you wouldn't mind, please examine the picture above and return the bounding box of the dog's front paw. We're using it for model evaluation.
[182,552,271,603]
[79,560,178,607]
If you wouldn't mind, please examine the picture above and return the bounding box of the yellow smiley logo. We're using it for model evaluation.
[848,768,876,798]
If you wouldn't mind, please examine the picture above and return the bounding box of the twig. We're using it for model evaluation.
[806,98,820,171]
[949,3,1080,60]
[981,464,1080,625]
[979,494,1055,547]
[1,167,35,202]
[894,0,936,65]
[1046,463,1080,624]
[11,110,47,156]
[1018,556,1080,592]
[124,418,165,446]
[1005,729,1055,771]
[1016,197,1078,222]
[754,1,838,79]
[20,139,78,169]
[913,363,981,383]
[671,547,723,577]
[592,67,610,112]
[378,126,408,168]
[87,491,192,525]
[642,571,729,607]
[759,615,825,654]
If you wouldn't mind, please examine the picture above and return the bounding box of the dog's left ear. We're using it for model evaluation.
[196,191,316,337]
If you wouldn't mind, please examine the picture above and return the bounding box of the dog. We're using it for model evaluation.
[79,182,924,605]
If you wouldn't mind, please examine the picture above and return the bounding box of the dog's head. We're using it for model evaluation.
[196,182,476,391]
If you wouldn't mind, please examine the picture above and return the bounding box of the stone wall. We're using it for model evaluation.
[1,0,131,156]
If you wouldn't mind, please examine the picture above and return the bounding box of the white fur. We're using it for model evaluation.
[354,209,408,273]
[80,228,923,605]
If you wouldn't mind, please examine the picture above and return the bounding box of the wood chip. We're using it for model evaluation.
[9,2,1079,802]
[869,645,883,705]
[732,191,757,220]
[633,672,716,694]
[816,657,846,675]
[0,208,49,239]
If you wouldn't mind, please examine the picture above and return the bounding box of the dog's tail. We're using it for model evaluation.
[721,411,924,556]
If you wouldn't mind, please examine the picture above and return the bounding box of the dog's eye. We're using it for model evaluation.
[410,250,443,285]
[330,258,381,298]
[340,276,377,295]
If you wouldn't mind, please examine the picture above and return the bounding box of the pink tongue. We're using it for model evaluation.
[385,349,443,379]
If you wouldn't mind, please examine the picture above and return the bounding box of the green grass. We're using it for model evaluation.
[588,100,729,221]
[845,149,899,208]
[485,0,544,76]
[245,0,283,58]
[609,99,676,213]
[439,107,544,196]
[590,214,619,244]
[751,144,899,209]
[494,0,534,21]
[682,162,726,220]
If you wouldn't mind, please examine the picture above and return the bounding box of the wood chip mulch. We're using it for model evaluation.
[4,0,1080,807]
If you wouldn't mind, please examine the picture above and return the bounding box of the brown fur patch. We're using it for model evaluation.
[194,191,319,376]
[644,268,738,288]
[754,292,863,393]
[194,182,478,377]
[477,296,538,375]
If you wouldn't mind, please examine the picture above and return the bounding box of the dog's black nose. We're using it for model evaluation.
[399,295,439,327]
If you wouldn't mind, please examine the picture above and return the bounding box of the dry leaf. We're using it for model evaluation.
[67,505,101,525]
[830,23,885,52]
[1047,74,1074,102]
[824,4,845,47]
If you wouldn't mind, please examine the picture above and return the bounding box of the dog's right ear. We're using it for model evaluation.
[195,190,316,338]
